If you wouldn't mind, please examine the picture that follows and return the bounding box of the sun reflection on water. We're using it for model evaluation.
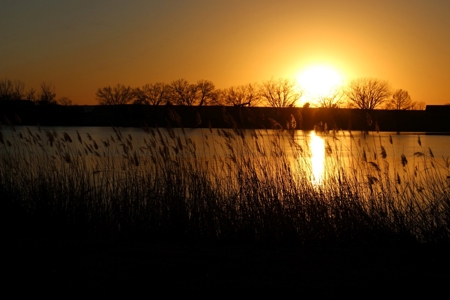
[309,132,325,185]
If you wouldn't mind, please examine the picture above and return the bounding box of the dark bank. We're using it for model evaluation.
[1,101,450,133]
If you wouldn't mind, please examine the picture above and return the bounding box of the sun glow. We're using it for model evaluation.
[296,65,344,105]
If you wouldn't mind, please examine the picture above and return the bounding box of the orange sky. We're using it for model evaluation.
[1,0,449,106]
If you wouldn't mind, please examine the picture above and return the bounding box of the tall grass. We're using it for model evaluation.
[1,123,449,245]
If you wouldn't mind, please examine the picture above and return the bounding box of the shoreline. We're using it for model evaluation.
[1,104,449,133]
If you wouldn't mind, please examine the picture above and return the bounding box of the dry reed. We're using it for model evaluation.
[1,122,449,245]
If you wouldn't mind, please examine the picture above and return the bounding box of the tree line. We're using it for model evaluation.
[96,78,302,108]
[0,79,72,106]
[1,77,427,110]
[95,77,426,110]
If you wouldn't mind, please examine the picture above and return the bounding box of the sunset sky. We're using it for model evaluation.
[1,0,449,106]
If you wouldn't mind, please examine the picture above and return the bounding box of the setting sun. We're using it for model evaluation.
[296,65,344,105]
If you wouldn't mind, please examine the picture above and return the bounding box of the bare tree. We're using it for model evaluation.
[24,88,36,102]
[0,79,25,101]
[58,97,73,106]
[316,86,344,108]
[96,84,136,105]
[195,79,217,106]
[411,101,426,110]
[135,82,169,105]
[345,78,391,110]
[12,80,25,101]
[384,89,413,110]
[37,82,57,105]
[258,78,302,107]
[218,83,261,107]
[168,79,198,106]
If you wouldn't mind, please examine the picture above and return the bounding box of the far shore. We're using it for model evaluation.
[1,103,450,133]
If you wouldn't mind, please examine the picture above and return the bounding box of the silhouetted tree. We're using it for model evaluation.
[195,79,216,106]
[411,101,426,110]
[167,79,217,106]
[345,78,391,110]
[384,89,413,110]
[135,82,169,105]
[24,88,36,102]
[96,84,136,105]
[37,82,57,105]
[219,83,261,107]
[316,87,344,108]
[169,79,197,106]
[57,97,73,106]
[0,79,25,101]
[258,78,302,107]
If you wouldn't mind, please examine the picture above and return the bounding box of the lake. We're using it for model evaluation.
[2,126,449,188]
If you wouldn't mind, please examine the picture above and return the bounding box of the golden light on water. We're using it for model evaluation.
[309,132,326,185]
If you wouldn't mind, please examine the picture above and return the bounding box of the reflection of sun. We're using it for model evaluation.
[296,65,343,105]
[309,131,325,185]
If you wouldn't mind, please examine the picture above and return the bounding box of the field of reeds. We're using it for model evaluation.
[1,122,450,246]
